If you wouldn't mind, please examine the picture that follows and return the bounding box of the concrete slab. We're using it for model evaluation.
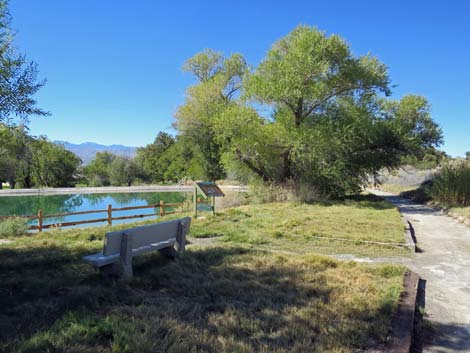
[370,190,470,352]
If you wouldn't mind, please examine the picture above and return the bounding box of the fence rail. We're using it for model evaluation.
[1,201,186,232]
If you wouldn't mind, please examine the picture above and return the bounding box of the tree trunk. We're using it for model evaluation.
[24,175,32,189]
[294,98,304,127]
[235,149,273,182]
[281,149,292,181]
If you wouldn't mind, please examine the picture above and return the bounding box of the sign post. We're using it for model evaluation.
[194,182,225,216]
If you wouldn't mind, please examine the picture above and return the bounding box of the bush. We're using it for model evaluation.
[248,180,322,203]
[0,217,28,238]
[429,162,470,206]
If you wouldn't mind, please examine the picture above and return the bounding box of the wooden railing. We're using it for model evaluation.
[0,201,185,232]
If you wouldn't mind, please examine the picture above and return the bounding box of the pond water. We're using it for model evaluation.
[0,192,191,228]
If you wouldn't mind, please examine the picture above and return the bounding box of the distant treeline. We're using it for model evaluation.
[80,132,206,187]
[0,124,80,189]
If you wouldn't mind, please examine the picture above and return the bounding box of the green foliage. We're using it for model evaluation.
[31,139,81,187]
[401,147,448,170]
[0,124,81,188]
[383,95,443,150]
[175,49,248,180]
[429,162,470,206]
[82,151,114,186]
[83,152,144,187]
[175,25,443,198]
[0,0,48,126]
[136,133,204,183]
[244,25,390,127]
[0,217,28,238]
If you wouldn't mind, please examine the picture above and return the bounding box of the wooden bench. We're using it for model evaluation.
[82,217,191,278]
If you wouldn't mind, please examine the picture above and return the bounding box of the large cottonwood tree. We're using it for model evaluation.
[175,26,442,197]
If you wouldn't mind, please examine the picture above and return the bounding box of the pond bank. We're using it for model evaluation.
[0,185,248,197]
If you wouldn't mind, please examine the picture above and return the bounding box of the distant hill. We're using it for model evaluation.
[54,141,138,165]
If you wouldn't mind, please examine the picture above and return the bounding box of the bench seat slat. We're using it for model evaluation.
[84,238,178,267]
[83,253,119,267]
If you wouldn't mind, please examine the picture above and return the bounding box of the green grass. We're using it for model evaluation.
[192,195,407,257]
[0,195,408,352]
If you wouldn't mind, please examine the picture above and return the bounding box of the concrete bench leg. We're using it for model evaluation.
[120,232,133,279]
[175,218,189,254]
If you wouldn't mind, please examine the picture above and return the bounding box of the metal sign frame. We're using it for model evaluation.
[193,182,224,216]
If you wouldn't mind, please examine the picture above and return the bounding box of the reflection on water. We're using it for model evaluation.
[0,192,190,228]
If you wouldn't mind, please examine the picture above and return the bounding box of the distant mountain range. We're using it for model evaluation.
[54,141,138,165]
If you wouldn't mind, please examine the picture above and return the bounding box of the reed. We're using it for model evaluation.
[430,162,470,206]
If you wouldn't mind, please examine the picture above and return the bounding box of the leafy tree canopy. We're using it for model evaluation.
[174,26,443,198]
[0,0,48,126]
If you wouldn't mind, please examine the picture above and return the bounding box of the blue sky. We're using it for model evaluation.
[9,0,470,156]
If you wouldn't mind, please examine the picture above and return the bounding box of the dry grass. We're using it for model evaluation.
[376,184,417,195]
[449,206,470,220]
[0,195,408,352]
[0,241,405,353]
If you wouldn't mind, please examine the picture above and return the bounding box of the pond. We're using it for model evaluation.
[0,192,192,229]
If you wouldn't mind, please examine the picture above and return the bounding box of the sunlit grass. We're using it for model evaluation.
[192,195,407,257]
[377,183,417,195]
[449,206,470,220]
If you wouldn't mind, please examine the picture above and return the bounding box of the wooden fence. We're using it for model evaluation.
[0,200,186,232]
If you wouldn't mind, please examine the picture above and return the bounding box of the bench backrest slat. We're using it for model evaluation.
[103,219,182,256]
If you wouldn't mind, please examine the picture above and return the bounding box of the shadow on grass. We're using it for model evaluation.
[305,194,397,210]
[1,244,400,353]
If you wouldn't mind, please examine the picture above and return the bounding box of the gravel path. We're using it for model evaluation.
[370,190,470,352]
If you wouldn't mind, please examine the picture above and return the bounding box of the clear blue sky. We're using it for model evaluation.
[9,0,470,156]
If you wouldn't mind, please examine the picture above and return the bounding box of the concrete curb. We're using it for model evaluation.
[384,271,420,353]
[404,220,418,252]
[0,185,248,197]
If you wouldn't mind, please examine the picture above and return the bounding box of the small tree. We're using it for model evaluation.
[0,0,48,126]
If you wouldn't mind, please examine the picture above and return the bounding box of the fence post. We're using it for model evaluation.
[107,204,112,226]
[159,200,164,217]
[193,187,197,217]
[37,209,43,233]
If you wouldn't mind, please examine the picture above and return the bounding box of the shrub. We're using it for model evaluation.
[249,179,322,204]
[429,162,470,206]
[0,217,29,238]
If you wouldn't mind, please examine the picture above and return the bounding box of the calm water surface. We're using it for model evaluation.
[0,192,190,228]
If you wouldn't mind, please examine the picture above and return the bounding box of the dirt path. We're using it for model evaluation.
[370,190,470,352]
